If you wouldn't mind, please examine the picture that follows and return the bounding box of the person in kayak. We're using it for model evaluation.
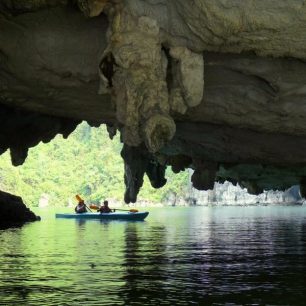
[97,200,113,213]
[75,195,87,214]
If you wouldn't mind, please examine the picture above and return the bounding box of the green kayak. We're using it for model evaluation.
[55,211,149,221]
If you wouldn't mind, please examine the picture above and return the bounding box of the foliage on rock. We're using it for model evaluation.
[0,122,188,206]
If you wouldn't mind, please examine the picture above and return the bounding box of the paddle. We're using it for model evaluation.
[88,205,138,213]
[85,203,92,213]
[114,208,139,213]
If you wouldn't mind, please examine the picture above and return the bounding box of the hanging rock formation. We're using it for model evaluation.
[98,2,203,152]
[121,144,167,203]
[0,105,80,166]
[2,1,306,205]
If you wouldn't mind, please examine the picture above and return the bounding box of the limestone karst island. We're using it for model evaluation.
[0,1,306,305]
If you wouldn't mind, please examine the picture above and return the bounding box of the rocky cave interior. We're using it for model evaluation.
[2,0,306,226]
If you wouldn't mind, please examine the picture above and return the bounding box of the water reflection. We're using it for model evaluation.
[0,206,305,305]
[120,223,175,304]
[121,223,140,303]
[118,207,306,305]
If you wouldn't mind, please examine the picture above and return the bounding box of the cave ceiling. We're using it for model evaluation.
[2,0,306,202]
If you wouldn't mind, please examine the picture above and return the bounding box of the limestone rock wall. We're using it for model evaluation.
[125,0,306,59]
[0,0,68,13]
[2,1,306,204]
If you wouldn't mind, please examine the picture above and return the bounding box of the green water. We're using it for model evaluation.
[0,206,306,305]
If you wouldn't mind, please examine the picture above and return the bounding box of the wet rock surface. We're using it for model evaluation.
[0,190,40,230]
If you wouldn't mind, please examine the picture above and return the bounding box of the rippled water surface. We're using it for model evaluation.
[1,206,306,305]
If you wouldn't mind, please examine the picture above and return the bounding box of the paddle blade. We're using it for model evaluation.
[130,209,139,213]
[89,204,99,210]
[76,194,83,202]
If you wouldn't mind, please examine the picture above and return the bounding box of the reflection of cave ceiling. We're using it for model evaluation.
[2,1,306,202]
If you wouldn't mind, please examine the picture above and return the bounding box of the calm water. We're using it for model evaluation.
[0,206,306,305]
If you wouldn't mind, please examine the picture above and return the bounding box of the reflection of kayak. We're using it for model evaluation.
[55,212,149,221]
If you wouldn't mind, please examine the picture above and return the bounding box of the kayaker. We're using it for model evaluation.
[97,200,113,213]
[75,195,87,214]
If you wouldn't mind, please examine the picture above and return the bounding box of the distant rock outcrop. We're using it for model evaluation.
[174,182,303,206]
[0,190,40,229]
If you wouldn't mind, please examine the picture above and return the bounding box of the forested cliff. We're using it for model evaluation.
[0,122,188,206]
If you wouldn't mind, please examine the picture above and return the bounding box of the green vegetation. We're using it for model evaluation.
[0,122,189,207]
